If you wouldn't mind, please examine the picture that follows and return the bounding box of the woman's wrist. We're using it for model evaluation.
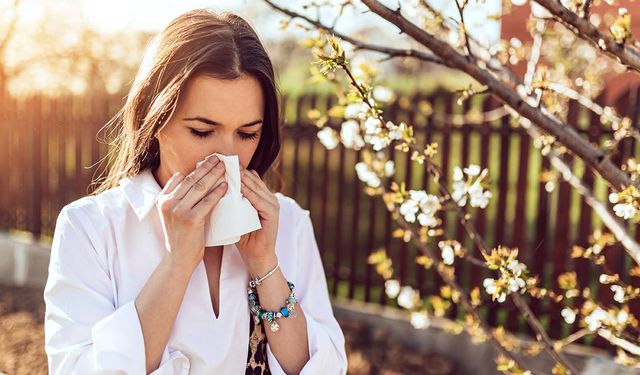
[164,251,200,277]
[247,253,279,279]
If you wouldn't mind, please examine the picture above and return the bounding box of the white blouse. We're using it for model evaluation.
[43,168,348,374]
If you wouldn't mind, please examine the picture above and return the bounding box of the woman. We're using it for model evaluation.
[43,8,347,375]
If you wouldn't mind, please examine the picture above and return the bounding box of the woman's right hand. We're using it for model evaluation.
[155,154,228,271]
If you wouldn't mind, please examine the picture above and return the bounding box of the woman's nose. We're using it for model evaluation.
[209,146,239,159]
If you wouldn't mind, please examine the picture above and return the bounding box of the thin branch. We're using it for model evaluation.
[263,0,445,66]
[439,106,510,125]
[419,0,487,51]
[534,0,640,74]
[454,0,474,60]
[582,0,592,19]
[524,19,546,89]
[330,0,349,29]
[417,0,525,90]
[598,328,640,356]
[540,81,640,164]
[555,328,591,349]
[0,0,21,53]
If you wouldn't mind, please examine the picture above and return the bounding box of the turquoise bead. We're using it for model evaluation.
[281,307,289,317]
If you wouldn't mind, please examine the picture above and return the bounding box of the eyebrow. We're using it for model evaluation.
[183,116,263,128]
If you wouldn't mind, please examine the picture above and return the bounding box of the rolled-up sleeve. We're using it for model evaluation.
[43,204,189,375]
[265,209,348,375]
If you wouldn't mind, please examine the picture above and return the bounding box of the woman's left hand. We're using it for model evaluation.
[236,165,280,275]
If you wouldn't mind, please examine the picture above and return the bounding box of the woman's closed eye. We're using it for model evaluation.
[189,128,259,141]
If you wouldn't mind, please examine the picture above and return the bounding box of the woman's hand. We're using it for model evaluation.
[155,154,228,272]
[236,165,280,276]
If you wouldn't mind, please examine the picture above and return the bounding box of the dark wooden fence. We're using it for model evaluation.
[1,88,638,348]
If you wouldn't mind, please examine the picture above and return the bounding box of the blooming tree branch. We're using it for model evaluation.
[358,0,633,192]
[313,34,579,374]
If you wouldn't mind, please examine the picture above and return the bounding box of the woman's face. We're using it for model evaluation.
[154,74,264,187]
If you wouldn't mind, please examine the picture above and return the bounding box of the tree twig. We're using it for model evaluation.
[534,0,640,74]
[454,0,474,60]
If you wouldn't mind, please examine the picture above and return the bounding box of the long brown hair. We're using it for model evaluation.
[91,9,283,195]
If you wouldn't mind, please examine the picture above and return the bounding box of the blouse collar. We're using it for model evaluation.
[119,168,162,221]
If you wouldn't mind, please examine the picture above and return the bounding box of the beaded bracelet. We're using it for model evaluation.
[249,262,280,288]
[247,281,298,332]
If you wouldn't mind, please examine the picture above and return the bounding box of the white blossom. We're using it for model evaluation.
[482,251,528,304]
[399,199,419,223]
[468,182,492,208]
[397,286,419,309]
[419,194,439,214]
[362,117,392,151]
[410,310,431,329]
[438,241,456,265]
[385,279,401,298]
[417,212,437,227]
[611,285,626,303]
[613,203,637,220]
[561,308,576,324]
[463,164,481,176]
[451,165,492,208]
[507,259,526,277]
[344,103,368,119]
[386,121,407,141]
[508,277,526,292]
[368,134,392,151]
[483,278,507,303]
[355,162,381,188]
[451,181,468,206]
[599,274,616,284]
[453,166,464,182]
[400,190,440,227]
[362,117,402,151]
[384,160,395,177]
[617,309,629,324]
[373,86,395,102]
[339,120,365,150]
[585,307,609,331]
[317,127,339,150]
[364,117,381,135]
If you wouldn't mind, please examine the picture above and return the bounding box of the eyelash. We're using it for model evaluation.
[189,128,259,141]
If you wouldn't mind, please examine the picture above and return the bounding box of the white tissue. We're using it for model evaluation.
[202,153,262,246]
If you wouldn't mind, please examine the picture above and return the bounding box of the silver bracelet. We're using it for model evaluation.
[249,262,279,288]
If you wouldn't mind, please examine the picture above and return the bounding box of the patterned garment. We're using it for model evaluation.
[246,315,271,374]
